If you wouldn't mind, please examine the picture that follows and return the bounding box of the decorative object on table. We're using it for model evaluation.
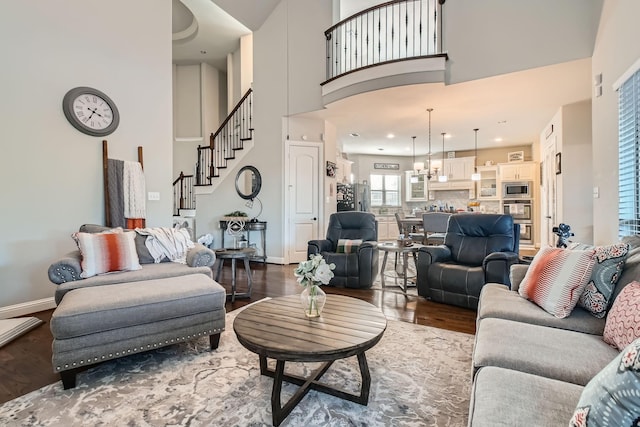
[197,233,214,248]
[294,254,335,317]
[507,151,524,163]
[555,152,562,174]
[225,219,245,249]
[62,87,120,136]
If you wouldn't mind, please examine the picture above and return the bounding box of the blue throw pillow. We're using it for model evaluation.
[569,337,640,426]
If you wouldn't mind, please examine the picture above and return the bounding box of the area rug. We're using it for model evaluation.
[0,303,473,426]
[0,317,43,348]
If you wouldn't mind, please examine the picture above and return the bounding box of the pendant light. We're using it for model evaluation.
[412,136,424,175]
[471,128,481,181]
[426,108,433,180]
[438,132,448,182]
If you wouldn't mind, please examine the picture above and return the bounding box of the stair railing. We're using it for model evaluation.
[196,88,254,185]
[172,172,195,216]
[324,0,445,83]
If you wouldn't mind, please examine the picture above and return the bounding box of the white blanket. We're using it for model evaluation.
[124,161,146,219]
[136,227,194,263]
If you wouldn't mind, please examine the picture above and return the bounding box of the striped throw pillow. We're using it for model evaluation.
[336,239,363,254]
[518,247,596,318]
[72,230,142,278]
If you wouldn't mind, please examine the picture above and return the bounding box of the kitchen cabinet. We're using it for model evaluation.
[443,157,475,181]
[476,166,499,199]
[335,156,353,183]
[376,216,399,240]
[427,181,475,199]
[499,162,536,181]
[405,172,427,201]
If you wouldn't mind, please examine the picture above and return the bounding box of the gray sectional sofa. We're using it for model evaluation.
[467,239,640,426]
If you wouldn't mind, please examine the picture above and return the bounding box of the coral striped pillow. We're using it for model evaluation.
[603,281,640,350]
[72,230,142,278]
[518,247,596,318]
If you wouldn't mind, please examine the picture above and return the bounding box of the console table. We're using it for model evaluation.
[219,220,267,262]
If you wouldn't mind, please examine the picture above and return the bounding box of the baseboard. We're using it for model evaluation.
[265,256,285,265]
[0,297,56,319]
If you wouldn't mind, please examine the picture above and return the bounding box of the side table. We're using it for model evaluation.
[214,247,255,302]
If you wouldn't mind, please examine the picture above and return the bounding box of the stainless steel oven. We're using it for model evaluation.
[503,181,532,199]
[518,222,533,244]
[502,200,532,222]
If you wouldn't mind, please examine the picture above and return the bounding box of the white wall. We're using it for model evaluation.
[0,0,173,312]
[592,0,640,244]
[444,0,602,84]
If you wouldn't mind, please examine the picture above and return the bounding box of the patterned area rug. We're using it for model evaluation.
[0,302,473,426]
[371,249,419,295]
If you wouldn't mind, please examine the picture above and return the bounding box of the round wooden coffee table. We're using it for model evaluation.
[233,295,387,426]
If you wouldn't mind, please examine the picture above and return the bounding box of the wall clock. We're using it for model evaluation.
[62,87,120,136]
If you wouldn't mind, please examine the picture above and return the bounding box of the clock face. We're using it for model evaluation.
[62,87,120,136]
[72,93,114,131]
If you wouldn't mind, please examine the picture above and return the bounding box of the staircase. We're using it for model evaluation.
[173,89,254,216]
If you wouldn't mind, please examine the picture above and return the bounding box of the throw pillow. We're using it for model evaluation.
[518,246,595,318]
[569,337,640,427]
[568,242,630,318]
[603,281,640,351]
[72,230,142,278]
[336,239,363,254]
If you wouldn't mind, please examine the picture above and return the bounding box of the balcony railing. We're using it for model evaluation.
[324,0,444,82]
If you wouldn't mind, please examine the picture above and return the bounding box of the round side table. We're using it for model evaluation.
[214,247,256,302]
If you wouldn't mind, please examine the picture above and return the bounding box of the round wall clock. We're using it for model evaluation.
[62,87,120,136]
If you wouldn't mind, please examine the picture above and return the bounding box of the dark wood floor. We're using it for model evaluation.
[0,262,476,405]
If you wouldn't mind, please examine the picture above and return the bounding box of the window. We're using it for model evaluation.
[618,68,640,237]
[370,174,401,207]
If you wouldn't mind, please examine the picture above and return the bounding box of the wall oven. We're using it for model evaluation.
[502,200,532,221]
[518,222,533,244]
[503,181,532,199]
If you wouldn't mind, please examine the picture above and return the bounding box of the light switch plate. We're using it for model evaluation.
[148,192,160,201]
[593,186,599,198]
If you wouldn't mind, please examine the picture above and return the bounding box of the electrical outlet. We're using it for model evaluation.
[148,192,160,201]
[593,186,599,198]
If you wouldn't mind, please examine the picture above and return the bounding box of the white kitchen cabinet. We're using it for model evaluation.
[476,165,499,199]
[376,216,399,240]
[405,172,427,201]
[499,162,536,181]
[443,157,475,181]
[336,156,353,183]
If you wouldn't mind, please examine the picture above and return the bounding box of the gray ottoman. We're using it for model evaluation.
[50,273,226,389]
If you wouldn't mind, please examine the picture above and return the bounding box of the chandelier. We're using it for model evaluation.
[471,128,481,181]
[438,132,448,182]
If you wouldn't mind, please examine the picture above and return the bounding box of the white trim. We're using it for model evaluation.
[613,56,640,91]
[174,137,204,143]
[0,297,56,319]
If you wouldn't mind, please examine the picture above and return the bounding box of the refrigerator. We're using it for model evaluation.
[336,183,370,212]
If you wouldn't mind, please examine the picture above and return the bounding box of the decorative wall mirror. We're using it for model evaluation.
[235,165,262,200]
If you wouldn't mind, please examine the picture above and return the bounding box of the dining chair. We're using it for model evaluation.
[421,212,452,245]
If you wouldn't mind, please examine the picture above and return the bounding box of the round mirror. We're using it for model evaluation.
[235,165,262,200]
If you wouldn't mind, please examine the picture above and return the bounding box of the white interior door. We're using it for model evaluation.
[285,142,321,264]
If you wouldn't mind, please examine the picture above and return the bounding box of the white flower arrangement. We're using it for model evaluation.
[294,254,336,287]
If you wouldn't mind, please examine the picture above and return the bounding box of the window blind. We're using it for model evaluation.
[618,69,640,237]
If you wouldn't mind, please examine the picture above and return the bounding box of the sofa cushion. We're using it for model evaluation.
[478,284,605,335]
[469,366,583,427]
[568,242,630,318]
[336,239,362,254]
[518,247,595,318]
[72,229,141,278]
[570,337,640,427]
[473,318,619,386]
[603,281,640,351]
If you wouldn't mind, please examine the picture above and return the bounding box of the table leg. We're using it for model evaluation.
[402,251,409,295]
[243,256,252,298]
[215,258,224,282]
[230,258,237,303]
[380,251,389,287]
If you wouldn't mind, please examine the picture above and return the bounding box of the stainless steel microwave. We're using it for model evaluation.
[502,181,532,199]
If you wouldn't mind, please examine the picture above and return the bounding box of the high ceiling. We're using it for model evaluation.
[173,1,593,156]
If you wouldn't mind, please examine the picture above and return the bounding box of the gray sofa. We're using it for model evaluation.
[47,224,226,389]
[467,240,640,426]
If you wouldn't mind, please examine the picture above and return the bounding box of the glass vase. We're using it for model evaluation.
[300,284,326,318]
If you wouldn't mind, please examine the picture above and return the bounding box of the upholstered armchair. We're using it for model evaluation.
[416,214,520,310]
[307,212,379,289]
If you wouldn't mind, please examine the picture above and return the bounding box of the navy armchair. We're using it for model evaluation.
[307,212,379,289]
[416,214,520,310]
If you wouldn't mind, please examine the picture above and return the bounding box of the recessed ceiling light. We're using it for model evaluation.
[200,50,207,54]
[387,133,395,139]
[498,120,507,124]
[378,148,384,151]
[350,132,360,137]
[494,137,503,142]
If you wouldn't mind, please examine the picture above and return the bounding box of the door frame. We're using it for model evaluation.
[283,140,324,265]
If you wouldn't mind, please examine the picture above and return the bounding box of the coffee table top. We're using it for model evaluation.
[233,295,387,362]
[215,247,256,258]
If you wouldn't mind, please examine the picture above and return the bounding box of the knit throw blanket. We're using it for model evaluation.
[136,227,194,263]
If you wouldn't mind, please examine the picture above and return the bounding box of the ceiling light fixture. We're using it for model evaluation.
[412,136,424,178]
[425,108,434,181]
[471,128,481,181]
[439,132,448,182]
